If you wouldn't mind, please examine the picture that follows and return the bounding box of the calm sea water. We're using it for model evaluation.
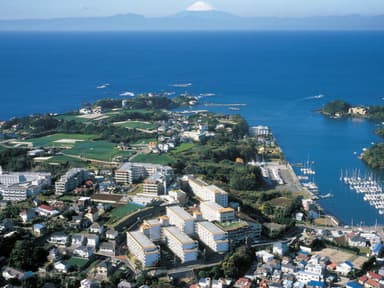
[1,31,384,225]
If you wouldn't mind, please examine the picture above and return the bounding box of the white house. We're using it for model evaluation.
[336,261,353,276]
[256,250,275,263]
[48,232,68,246]
[73,246,94,259]
[54,261,69,273]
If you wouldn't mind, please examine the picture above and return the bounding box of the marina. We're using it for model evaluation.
[340,169,384,214]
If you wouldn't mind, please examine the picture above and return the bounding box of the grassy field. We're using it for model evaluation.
[108,203,143,224]
[114,120,158,130]
[24,133,134,162]
[26,133,97,147]
[132,138,157,145]
[65,140,132,162]
[133,153,175,165]
[43,155,88,167]
[55,114,91,123]
[68,257,89,269]
[172,143,194,153]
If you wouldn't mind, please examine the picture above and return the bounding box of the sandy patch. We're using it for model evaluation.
[54,139,85,144]
[313,248,367,269]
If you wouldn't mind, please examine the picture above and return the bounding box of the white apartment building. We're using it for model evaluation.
[166,205,195,236]
[295,270,323,284]
[55,168,90,195]
[195,221,229,253]
[162,226,198,263]
[143,173,165,195]
[0,168,51,201]
[126,231,159,268]
[140,219,162,241]
[115,162,173,185]
[200,201,235,222]
[187,176,228,207]
[249,125,270,137]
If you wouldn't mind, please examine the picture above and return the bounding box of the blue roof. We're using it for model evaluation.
[344,260,354,267]
[307,281,325,287]
[346,282,363,288]
[298,250,309,255]
[33,223,45,229]
[373,243,383,253]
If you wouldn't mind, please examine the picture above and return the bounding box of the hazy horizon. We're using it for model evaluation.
[1,0,384,20]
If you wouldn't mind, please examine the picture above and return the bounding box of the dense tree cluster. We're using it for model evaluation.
[367,106,384,121]
[321,100,351,116]
[361,143,384,169]
[0,148,32,171]
[9,240,48,271]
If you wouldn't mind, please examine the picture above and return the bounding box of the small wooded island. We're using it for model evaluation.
[321,100,384,170]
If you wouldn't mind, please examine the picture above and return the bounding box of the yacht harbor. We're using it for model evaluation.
[341,169,384,214]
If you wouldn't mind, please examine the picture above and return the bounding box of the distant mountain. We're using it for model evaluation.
[0,11,384,31]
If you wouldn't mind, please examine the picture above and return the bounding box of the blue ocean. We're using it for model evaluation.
[1,31,384,225]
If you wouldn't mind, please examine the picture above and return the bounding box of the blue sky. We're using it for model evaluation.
[0,0,384,19]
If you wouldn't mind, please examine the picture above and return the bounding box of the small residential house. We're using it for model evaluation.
[72,234,86,246]
[73,246,94,259]
[54,261,69,273]
[336,261,354,276]
[47,247,61,262]
[86,234,100,248]
[36,204,59,217]
[90,222,104,234]
[99,241,115,256]
[106,228,118,240]
[19,208,36,223]
[33,223,46,236]
[48,232,68,246]
[233,277,252,288]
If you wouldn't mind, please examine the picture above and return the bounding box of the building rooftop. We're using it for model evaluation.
[117,162,172,171]
[167,205,194,221]
[215,220,249,231]
[127,231,156,249]
[197,221,226,235]
[163,226,196,244]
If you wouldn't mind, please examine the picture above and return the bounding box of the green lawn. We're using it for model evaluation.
[108,203,143,224]
[68,257,89,269]
[55,114,91,123]
[133,153,175,165]
[26,133,97,147]
[65,140,132,162]
[172,143,195,153]
[44,155,88,167]
[132,138,157,145]
[114,120,158,130]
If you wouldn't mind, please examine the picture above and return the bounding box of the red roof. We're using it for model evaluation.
[234,277,252,288]
[39,204,53,211]
[358,275,368,284]
[368,271,382,280]
[366,279,380,288]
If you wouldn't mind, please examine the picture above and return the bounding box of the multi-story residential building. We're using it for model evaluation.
[140,219,162,241]
[162,226,198,263]
[187,176,228,207]
[166,205,195,236]
[195,221,229,253]
[215,219,262,247]
[126,231,159,268]
[143,173,165,195]
[200,201,235,222]
[55,168,90,195]
[0,167,51,201]
[115,162,173,185]
[249,125,270,137]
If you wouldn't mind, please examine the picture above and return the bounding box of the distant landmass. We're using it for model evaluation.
[0,11,384,31]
